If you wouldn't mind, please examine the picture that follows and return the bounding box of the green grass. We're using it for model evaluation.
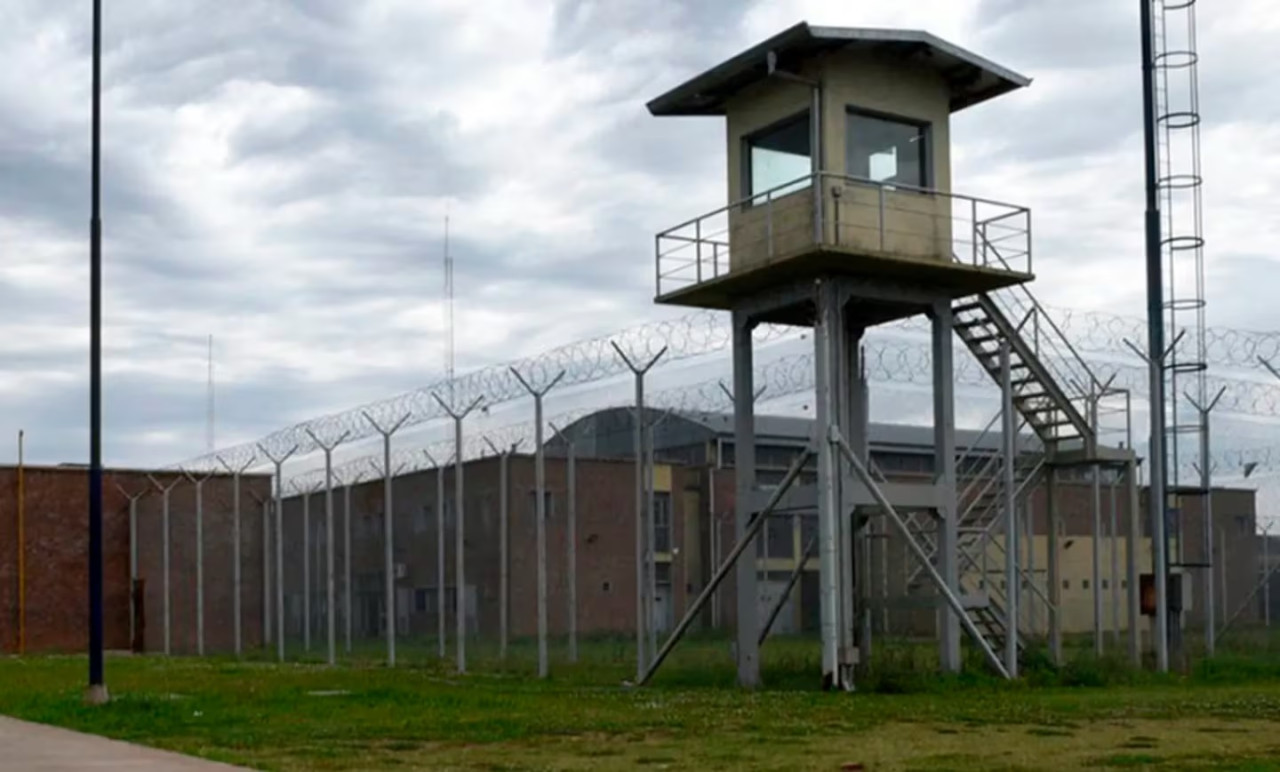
[4,635,1280,770]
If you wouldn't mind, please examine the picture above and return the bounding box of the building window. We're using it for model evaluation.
[746,112,811,200]
[1082,579,1090,590]
[1102,579,1109,590]
[415,505,430,534]
[1063,580,1071,590]
[414,588,429,613]
[846,110,927,187]
[653,492,673,553]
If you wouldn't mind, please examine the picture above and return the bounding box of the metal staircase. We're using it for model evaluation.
[906,411,1046,655]
[903,238,1112,663]
[952,295,1092,453]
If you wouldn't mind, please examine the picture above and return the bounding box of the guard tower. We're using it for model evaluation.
[648,24,1123,690]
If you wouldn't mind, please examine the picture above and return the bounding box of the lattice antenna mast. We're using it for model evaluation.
[1154,0,1208,513]
[444,214,455,408]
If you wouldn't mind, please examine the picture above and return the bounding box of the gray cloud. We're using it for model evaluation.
[1,0,1279,480]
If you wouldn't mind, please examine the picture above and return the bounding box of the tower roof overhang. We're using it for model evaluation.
[647,23,1030,117]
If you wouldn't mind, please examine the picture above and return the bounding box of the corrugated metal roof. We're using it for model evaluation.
[647,22,1030,117]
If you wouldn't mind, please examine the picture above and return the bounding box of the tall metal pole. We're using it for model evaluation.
[1093,460,1104,656]
[86,0,107,705]
[1001,341,1018,677]
[306,429,351,666]
[258,444,298,663]
[433,394,484,674]
[512,368,567,679]
[219,456,257,658]
[363,412,409,667]
[611,343,667,680]
[1140,0,1171,674]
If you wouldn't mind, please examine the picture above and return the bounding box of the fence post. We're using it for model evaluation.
[433,394,485,674]
[257,444,299,662]
[363,413,411,666]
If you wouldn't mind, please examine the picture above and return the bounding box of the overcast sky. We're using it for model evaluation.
[2,0,1279,473]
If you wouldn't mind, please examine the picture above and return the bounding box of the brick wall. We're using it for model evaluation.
[0,466,270,654]
[277,455,695,644]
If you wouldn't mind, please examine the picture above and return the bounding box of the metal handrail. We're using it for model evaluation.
[656,173,816,239]
[820,171,1031,213]
[975,229,1102,402]
[656,172,1031,298]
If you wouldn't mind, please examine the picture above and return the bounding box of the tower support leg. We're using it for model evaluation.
[931,300,961,673]
[815,283,848,689]
[834,299,867,682]
[732,310,759,689]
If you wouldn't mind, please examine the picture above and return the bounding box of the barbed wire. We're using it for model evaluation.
[280,342,1280,491]
[183,301,1280,477]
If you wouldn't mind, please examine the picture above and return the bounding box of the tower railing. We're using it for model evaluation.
[655,173,1031,300]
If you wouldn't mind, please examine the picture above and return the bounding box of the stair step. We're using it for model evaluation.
[953,302,982,314]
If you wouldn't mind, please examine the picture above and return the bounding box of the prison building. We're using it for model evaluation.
[0,464,271,655]
[274,408,1258,647]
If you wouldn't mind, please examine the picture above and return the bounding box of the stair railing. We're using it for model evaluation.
[973,226,1105,442]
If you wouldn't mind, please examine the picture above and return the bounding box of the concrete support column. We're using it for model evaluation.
[815,282,845,689]
[930,300,961,672]
[845,316,870,671]
[732,309,759,689]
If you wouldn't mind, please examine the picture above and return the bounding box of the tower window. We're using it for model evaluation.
[745,112,812,200]
[846,110,927,188]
